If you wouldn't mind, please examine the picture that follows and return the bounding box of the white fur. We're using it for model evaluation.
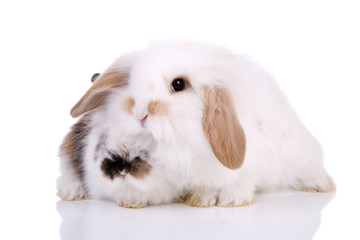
[57,41,333,207]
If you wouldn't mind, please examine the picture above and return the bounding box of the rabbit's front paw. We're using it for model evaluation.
[185,187,218,208]
[118,201,147,208]
[216,187,256,207]
[56,176,87,201]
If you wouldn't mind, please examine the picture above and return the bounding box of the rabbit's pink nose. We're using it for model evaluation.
[140,114,148,127]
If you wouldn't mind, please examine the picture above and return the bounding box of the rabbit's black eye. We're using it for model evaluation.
[171,78,185,92]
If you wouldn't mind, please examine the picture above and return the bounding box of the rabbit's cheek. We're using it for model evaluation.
[122,97,135,114]
[148,100,169,117]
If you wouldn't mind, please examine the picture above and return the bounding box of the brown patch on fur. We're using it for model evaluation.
[129,158,152,179]
[148,100,169,116]
[122,97,135,114]
[71,70,128,118]
[201,86,246,169]
[60,113,93,182]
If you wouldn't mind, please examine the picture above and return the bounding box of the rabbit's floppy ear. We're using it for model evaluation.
[201,85,246,169]
[70,69,128,118]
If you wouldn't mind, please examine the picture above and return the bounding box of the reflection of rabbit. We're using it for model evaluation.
[57,41,335,208]
[57,192,335,239]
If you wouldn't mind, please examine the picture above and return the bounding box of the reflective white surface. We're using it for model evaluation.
[1,0,359,239]
[57,192,335,240]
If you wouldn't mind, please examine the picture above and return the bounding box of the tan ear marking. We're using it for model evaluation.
[201,86,246,169]
[70,70,128,118]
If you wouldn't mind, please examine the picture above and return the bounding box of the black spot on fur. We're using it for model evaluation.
[101,154,128,180]
[101,152,152,180]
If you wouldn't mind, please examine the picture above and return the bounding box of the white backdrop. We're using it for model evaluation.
[0,0,359,239]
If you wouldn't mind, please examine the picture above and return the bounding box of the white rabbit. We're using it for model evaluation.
[57,41,335,208]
